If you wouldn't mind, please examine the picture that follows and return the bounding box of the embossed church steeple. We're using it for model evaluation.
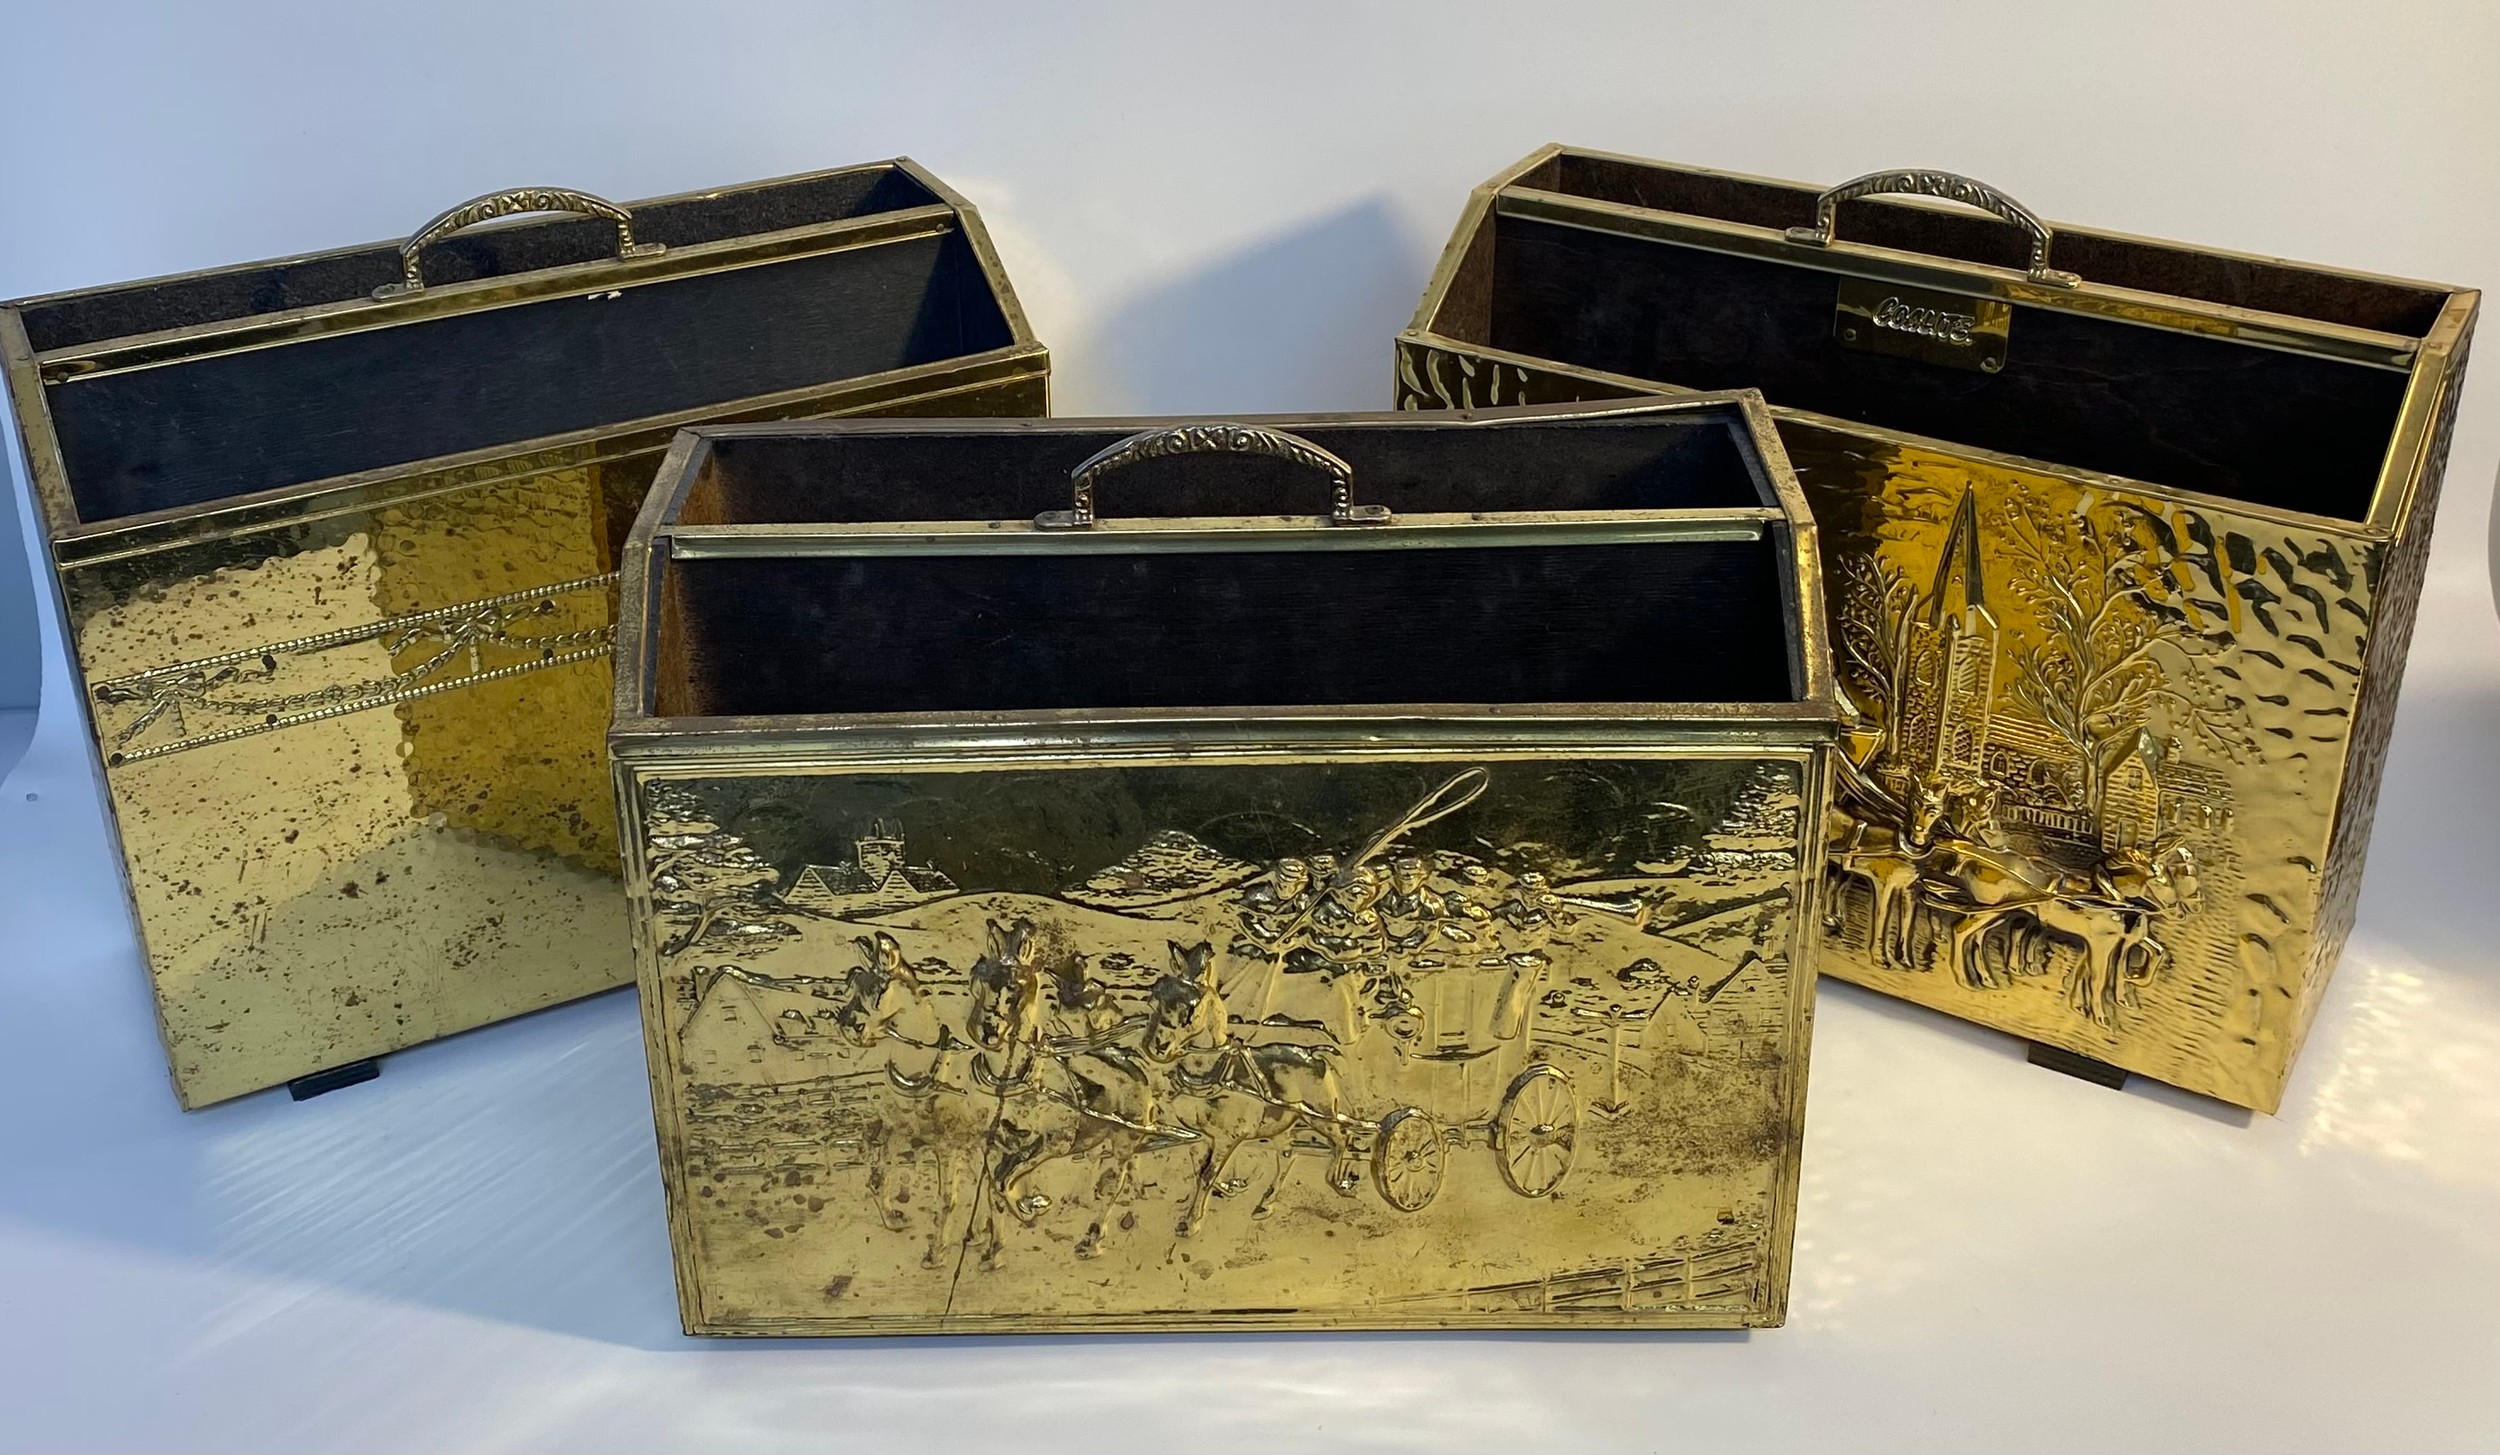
[1896,486,1999,789]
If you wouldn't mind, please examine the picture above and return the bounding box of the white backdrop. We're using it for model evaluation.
[1,4,2495,1451]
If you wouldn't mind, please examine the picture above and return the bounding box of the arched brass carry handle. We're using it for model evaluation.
[371,186,666,299]
[1038,423,1389,529]
[1783,169,2080,288]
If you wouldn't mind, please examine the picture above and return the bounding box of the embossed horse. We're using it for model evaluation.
[1924,839,2200,1017]
[1824,791,1939,971]
[867,1025,993,1269]
[912,916,1052,1270]
[2030,842,2201,1028]
[1154,941,1359,1236]
[855,926,1032,1266]
[1916,836,2066,989]
[965,916,1049,1087]
[987,948,1181,1262]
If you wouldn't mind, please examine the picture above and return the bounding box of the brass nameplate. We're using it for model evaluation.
[1833,278,2009,373]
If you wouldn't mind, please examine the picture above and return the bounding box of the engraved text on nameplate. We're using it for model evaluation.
[1833,277,2012,374]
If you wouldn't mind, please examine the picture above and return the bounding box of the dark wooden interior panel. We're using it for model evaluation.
[1531,155,2448,335]
[658,535,1795,717]
[1486,216,2406,520]
[51,229,1012,523]
[1545,155,1820,237]
[653,545,699,723]
[18,166,939,351]
[1422,206,1502,343]
[697,416,1766,526]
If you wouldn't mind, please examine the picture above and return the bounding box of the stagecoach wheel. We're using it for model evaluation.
[1372,1107,1446,1213]
[1494,1064,1577,1199]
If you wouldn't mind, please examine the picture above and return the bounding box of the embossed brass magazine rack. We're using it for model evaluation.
[1399,147,2478,1111]
[611,398,1836,1334]
[1,160,1049,1107]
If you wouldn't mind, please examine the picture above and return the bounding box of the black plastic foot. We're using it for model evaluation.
[288,1058,381,1101]
[2027,1041,2127,1089]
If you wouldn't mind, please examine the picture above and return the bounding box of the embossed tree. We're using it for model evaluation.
[1995,493,2249,811]
[641,782,794,960]
[1833,552,1919,753]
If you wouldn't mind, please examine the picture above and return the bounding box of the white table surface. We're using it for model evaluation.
[2,5,2497,1450]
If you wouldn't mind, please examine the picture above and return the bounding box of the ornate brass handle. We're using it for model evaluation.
[1038,423,1389,529]
[1783,169,2080,288]
[371,186,666,299]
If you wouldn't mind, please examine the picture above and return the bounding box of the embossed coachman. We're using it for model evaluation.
[2,160,1050,1106]
[1398,146,2477,1110]
[610,398,1836,1334]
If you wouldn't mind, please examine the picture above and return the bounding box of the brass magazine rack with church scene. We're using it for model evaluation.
[610,399,1836,1334]
[0,160,1049,1107]
[1398,147,2477,1111]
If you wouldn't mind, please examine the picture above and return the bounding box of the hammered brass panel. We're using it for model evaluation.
[8,159,1056,1106]
[373,469,621,871]
[1394,337,2444,1110]
[69,468,624,1108]
[1787,426,2372,1112]
[629,752,1818,1334]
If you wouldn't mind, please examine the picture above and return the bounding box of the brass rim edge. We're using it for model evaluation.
[0,310,81,546]
[895,159,1046,352]
[2367,292,2480,538]
[607,749,712,1333]
[1730,388,1835,708]
[607,723,1839,768]
[683,1310,1775,1336]
[1765,746,1827,1321]
[659,510,1778,559]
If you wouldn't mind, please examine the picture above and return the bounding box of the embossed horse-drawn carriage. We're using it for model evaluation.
[940,770,1580,1240]
[823,768,1590,1257]
[672,784,1601,1277]
[1208,921,1581,1216]
[1199,767,1583,1214]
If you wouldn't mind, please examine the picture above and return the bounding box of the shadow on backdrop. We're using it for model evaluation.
[2354,678,2500,986]
[0,949,690,1349]
[1085,197,1426,417]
